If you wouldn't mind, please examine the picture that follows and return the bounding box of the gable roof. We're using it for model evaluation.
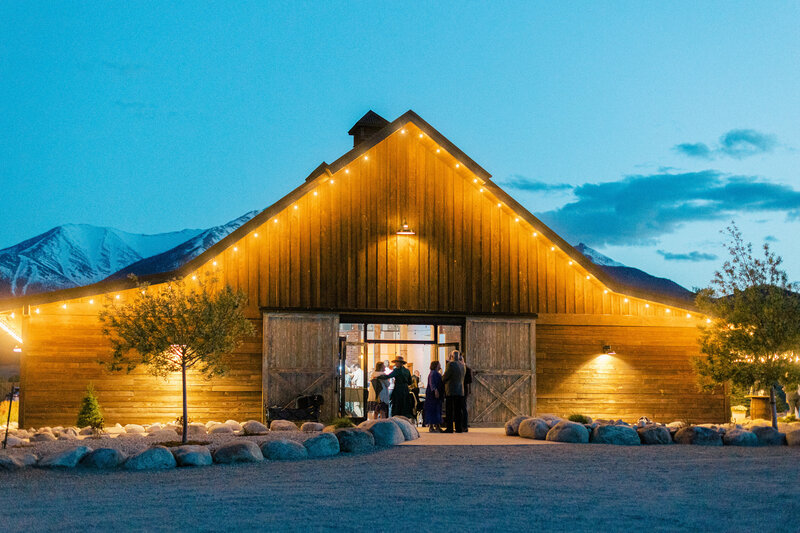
[0,110,696,312]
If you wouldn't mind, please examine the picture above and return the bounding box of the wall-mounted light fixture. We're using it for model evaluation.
[396,221,415,235]
[602,344,616,355]
[13,345,22,353]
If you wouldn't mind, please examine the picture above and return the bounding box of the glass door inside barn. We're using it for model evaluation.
[337,321,462,423]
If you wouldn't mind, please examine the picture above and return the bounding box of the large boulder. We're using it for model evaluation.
[336,428,376,453]
[270,420,299,432]
[172,445,213,467]
[367,420,405,446]
[590,424,640,446]
[538,414,563,428]
[224,420,243,432]
[389,417,419,441]
[786,429,800,447]
[674,426,723,446]
[722,428,759,447]
[213,441,264,464]
[504,416,531,436]
[146,423,164,433]
[518,418,549,440]
[304,433,340,458]
[184,423,208,439]
[301,422,324,433]
[262,439,308,461]
[125,446,177,470]
[149,429,181,441]
[38,446,91,468]
[124,424,146,434]
[0,455,24,471]
[3,435,24,448]
[241,420,269,435]
[637,425,672,445]
[30,431,57,442]
[751,426,786,446]
[208,423,234,435]
[545,420,589,444]
[80,448,127,469]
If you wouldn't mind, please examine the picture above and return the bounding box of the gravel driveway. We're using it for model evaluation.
[1,443,798,532]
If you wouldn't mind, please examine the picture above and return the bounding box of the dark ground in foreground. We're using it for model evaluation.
[1,443,798,532]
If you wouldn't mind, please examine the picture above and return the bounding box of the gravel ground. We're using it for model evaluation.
[1,442,798,532]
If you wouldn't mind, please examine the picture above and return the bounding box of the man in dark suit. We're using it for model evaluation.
[442,350,466,433]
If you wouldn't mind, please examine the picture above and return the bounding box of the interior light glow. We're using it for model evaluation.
[10,312,14,318]
[706,318,711,323]
[13,345,21,353]
[345,169,349,174]
[568,261,573,265]
[585,275,590,280]
[550,246,555,251]
[603,290,608,294]
[479,188,484,192]
[515,218,519,222]
[532,232,537,237]
[497,202,502,207]
[191,275,197,281]
[330,180,335,184]
[254,232,259,237]
[213,260,218,266]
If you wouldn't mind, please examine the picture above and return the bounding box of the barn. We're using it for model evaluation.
[0,110,727,427]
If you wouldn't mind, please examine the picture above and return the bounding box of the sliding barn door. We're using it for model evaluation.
[466,317,536,426]
[263,313,339,421]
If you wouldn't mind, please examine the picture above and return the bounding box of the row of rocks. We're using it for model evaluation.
[2,419,328,448]
[0,417,419,472]
[506,414,800,446]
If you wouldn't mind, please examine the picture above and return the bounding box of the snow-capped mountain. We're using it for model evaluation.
[574,242,694,301]
[0,211,258,299]
[105,210,259,280]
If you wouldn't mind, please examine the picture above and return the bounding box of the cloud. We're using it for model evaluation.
[719,129,777,158]
[657,250,718,262]
[535,170,800,247]
[502,175,573,192]
[673,129,777,160]
[674,143,712,159]
[764,235,778,242]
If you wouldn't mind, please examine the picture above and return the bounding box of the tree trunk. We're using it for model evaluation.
[769,384,778,430]
[181,361,188,444]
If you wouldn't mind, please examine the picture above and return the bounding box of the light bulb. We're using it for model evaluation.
[550,246,555,251]
[191,275,197,281]
[645,303,649,308]
[418,133,423,138]
[585,275,590,280]
[62,304,67,309]
[455,163,460,168]
[515,218,519,222]
[233,246,238,251]
[345,169,349,174]
[603,290,608,294]
[313,191,317,196]
[293,205,298,210]
[623,298,629,303]
[436,148,440,153]
[115,295,120,299]
[254,232,259,237]
[532,232,537,237]
[35,308,40,314]
[497,203,502,208]
[686,313,691,318]
[568,261,573,265]
[364,156,368,161]
[401,129,406,134]
[665,309,670,313]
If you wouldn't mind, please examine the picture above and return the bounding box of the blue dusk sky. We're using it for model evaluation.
[2,2,799,289]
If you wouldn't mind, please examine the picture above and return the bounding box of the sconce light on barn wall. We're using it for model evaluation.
[602,344,616,355]
[396,220,415,235]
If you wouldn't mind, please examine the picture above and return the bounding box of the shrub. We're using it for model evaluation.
[330,417,355,429]
[568,413,591,424]
[76,384,104,432]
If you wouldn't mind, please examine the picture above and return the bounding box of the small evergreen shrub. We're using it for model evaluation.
[568,413,591,424]
[76,384,104,432]
[330,417,355,429]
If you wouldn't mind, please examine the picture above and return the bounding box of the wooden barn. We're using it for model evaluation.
[0,110,728,427]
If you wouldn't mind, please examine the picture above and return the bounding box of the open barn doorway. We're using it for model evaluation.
[337,317,463,423]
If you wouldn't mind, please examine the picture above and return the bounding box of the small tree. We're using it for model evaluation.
[694,223,800,428]
[76,383,104,434]
[99,275,255,443]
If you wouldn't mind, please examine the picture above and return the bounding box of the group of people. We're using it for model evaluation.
[423,350,472,433]
[366,350,472,434]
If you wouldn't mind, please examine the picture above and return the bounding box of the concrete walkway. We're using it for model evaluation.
[400,426,552,445]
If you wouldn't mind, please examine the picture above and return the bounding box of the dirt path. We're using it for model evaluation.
[1,443,798,532]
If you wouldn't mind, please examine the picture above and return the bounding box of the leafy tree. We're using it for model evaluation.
[694,224,800,428]
[99,275,255,443]
[76,383,104,433]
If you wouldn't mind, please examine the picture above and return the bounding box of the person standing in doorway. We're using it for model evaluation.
[461,353,473,432]
[442,350,466,433]
[368,362,389,419]
[380,356,415,419]
[423,360,445,432]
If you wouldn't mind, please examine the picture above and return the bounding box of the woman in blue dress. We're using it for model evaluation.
[423,360,445,432]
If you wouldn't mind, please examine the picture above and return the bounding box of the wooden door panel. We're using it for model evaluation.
[263,313,338,421]
[466,317,535,425]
